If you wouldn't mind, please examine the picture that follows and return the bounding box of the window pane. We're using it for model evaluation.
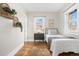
[69,9,77,32]
[34,16,46,33]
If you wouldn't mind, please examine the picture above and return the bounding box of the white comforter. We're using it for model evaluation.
[45,35,64,43]
[50,39,79,56]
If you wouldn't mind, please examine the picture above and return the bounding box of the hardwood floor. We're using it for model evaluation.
[15,41,52,56]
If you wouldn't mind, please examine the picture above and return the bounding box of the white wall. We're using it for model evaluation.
[26,12,59,41]
[57,12,64,34]
[57,4,74,34]
[58,4,79,39]
[0,3,27,56]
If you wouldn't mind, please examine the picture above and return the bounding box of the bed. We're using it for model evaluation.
[45,28,65,49]
[45,34,64,43]
[50,39,79,56]
[45,35,65,49]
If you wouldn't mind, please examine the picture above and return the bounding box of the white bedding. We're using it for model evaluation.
[50,39,79,56]
[45,34,64,43]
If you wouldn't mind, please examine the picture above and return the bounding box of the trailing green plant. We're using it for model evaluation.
[15,22,22,32]
[2,7,17,14]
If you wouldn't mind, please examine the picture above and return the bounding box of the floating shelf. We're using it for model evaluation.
[0,3,23,32]
[0,3,16,20]
[0,11,15,19]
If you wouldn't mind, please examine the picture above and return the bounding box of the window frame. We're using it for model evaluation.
[68,9,77,33]
[64,4,78,35]
[34,16,46,33]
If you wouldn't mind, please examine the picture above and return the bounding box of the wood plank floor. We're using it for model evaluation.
[15,42,52,56]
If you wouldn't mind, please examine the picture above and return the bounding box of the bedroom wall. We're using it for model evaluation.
[26,12,59,41]
[58,4,79,38]
[57,4,74,34]
[57,12,64,34]
[0,3,27,56]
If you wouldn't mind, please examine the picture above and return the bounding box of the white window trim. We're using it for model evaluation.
[64,4,79,35]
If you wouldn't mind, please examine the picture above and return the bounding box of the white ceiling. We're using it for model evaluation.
[21,3,71,12]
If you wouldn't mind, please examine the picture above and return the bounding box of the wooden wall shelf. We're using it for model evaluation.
[0,3,16,20]
[0,3,23,32]
[0,11,15,20]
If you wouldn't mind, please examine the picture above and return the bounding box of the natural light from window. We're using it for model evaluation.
[64,4,78,35]
[68,9,77,32]
[34,16,46,33]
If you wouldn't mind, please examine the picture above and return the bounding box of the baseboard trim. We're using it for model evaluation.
[7,43,24,56]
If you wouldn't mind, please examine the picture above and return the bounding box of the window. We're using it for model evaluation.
[64,4,78,35]
[34,16,46,33]
[68,9,77,32]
